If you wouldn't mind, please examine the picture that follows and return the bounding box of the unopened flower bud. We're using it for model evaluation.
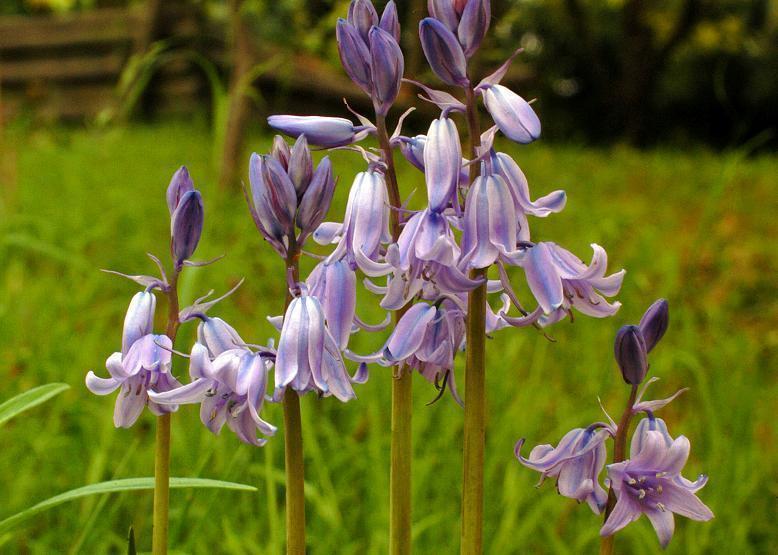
[337,19,373,96]
[122,291,156,355]
[347,0,379,43]
[171,190,204,266]
[369,26,404,116]
[248,153,297,243]
[457,0,490,58]
[271,135,291,170]
[638,299,669,353]
[379,1,401,42]
[297,156,335,235]
[166,166,194,215]
[482,84,541,144]
[419,17,469,87]
[614,325,648,385]
[288,134,314,198]
[268,115,371,148]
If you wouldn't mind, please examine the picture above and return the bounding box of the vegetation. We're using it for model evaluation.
[0,120,775,553]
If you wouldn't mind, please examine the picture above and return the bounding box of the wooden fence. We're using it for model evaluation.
[0,2,209,123]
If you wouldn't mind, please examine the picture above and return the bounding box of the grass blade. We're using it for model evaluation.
[0,383,70,427]
[0,477,256,534]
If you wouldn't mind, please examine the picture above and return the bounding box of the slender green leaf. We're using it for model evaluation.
[0,383,70,427]
[0,478,256,534]
[127,526,136,555]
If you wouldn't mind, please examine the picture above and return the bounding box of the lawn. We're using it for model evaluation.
[0,120,775,554]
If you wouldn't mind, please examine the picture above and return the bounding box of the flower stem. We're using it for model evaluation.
[152,270,180,555]
[283,242,306,554]
[376,113,413,555]
[461,86,486,555]
[599,384,638,555]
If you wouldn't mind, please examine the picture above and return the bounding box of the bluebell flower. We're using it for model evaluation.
[491,151,566,218]
[369,26,404,115]
[516,424,613,514]
[425,116,462,213]
[150,342,276,446]
[306,259,358,351]
[419,17,469,86]
[428,0,490,58]
[86,334,182,428]
[601,423,713,548]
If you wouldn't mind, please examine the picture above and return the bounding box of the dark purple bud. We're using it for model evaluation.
[419,18,469,87]
[170,190,204,266]
[614,325,648,385]
[369,26,404,116]
[288,134,314,198]
[347,0,379,43]
[639,299,669,353]
[297,156,336,236]
[271,135,291,170]
[458,0,490,58]
[248,153,297,243]
[379,1,401,42]
[337,19,373,96]
[428,0,460,31]
[166,166,194,215]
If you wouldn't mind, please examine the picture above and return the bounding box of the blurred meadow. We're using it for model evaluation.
[0,119,775,553]
[1,0,778,553]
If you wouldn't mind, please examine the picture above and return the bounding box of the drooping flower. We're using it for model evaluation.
[519,242,624,326]
[306,258,357,351]
[515,424,613,514]
[274,292,358,401]
[149,343,276,446]
[424,116,462,213]
[86,334,182,428]
[601,425,713,548]
[480,84,541,144]
[490,151,566,218]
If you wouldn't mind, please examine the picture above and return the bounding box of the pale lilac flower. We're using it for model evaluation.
[491,151,566,218]
[306,259,357,350]
[267,115,373,148]
[515,424,613,514]
[481,84,541,144]
[150,343,276,446]
[196,316,245,357]
[601,426,713,548]
[275,293,357,401]
[425,116,462,212]
[419,18,469,87]
[86,334,181,428]
[315,169,390,276]
[460,171,530,269]
[519,242,624,326]
[121,291,156,356]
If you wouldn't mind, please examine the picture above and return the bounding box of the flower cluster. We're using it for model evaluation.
[267,0,625,403]
[515,300,713,548]
[86,168,276,445]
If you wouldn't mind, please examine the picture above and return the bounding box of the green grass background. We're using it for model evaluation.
[0,121,775,553]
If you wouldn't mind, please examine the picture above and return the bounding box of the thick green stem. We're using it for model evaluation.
[461,86,485,555]
[599,385,639,555]
[153,270,180,555]
[376,113,412,555]
[283,242,306,554]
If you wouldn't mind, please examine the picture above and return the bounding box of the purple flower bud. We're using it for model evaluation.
[419,18,469,87]
[384,302,438,362]
[307,259,357,350]
[481,84,541,144]
[271,135,291,170]
[457,0,490,58]
[248,153,297,244]
[268,115,371,148]
[337,19,374,96]
[638,299,669,353]
[379,1,401,42]
[170,190,204,266]
[615,325,648,385]
[166,166,194,215]
[369,26,404,116]
[122,291,156,356]
[297,156,336,236]
[348,0,379,43]
[428,0,460,31]
[288,134,314,198]
[424,116,462,212]
[398,135,427,171]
